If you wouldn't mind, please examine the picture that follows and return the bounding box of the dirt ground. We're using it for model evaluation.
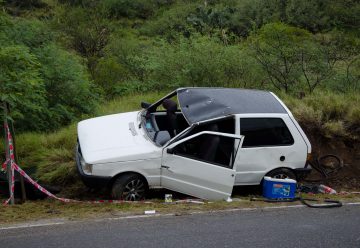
[305,131,360,191]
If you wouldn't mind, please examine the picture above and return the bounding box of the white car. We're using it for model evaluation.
[76,88,312,201]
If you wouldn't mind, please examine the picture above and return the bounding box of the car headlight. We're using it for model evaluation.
[83,163,93,174]
[80,157,93,175]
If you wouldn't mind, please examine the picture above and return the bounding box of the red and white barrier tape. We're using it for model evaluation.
[1,159,8,172]
[2,124,152,205]
[3,124,15,205]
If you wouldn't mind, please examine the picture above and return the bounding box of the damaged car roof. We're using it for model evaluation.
[177,88,287,124]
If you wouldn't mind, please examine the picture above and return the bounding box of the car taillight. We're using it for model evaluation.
[306,153,312,162]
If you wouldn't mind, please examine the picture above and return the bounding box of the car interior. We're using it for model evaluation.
[172,117,239,168]
[143,97,189,146]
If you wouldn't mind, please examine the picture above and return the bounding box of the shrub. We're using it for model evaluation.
[0,45,47,131]
[146,36,261,89]
[35,45,99,130]
[0,13,99,132]
[102,0,158,19]
[52,5,111,68]
[139,3,196,38]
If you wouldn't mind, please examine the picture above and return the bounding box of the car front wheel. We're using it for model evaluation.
[111,174,148,201]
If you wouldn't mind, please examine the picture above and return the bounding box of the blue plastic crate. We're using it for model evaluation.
[263,176,297,199]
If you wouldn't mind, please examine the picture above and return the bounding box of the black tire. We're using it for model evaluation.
[265,168,296,180]
[111,174,148,201]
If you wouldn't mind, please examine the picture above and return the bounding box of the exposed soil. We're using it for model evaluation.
[304,128,360,191]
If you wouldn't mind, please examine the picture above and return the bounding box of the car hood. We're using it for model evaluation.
[77,111,161,164]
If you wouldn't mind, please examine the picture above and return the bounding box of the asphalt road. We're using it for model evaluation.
[1,205,360,248]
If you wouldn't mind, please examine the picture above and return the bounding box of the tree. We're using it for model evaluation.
[286,0,331,32]
[317,31,360,92]
[249,22,335,93]
[53,6,110,72]
[248,23,307,92]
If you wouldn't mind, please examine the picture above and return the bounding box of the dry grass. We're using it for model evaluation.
[281,91,360,140]
[1,193,359,225]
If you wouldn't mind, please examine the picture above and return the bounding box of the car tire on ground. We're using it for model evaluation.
[265,168,296,180]
[111,173,148,201]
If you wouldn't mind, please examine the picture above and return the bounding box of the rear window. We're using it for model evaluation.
[240,118,294,147]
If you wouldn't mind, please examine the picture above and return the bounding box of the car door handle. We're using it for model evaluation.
[161,165,173,172]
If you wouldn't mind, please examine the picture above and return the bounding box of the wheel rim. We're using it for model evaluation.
[122,179,145,201]
[272,173,290,179]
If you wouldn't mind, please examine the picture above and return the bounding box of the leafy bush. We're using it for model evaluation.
[3,0,46,9]
[52,5,111,69]
[0,45,47,131]
[285,0,331,32]
[0,13,98,132]
[35,45,98,130]
[102,0,166,19]
[139,3,196,38]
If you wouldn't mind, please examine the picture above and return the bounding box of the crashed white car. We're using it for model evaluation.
[76,88,312,201]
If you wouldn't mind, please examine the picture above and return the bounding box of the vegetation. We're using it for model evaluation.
[1,193,360,225]
[0,13,97,132]
[0,0,359,189]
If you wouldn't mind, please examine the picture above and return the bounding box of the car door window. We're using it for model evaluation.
[173,133,238,168]
[240,118,294,148]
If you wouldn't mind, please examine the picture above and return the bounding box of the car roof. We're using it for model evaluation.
[177,88,287,124]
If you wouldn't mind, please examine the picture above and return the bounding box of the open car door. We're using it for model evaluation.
[161,131,243,201]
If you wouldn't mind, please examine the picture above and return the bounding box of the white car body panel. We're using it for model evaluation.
[78,111,161,164]
[234,113,308,185]
[92,158,162,187]
[76,90,311,200]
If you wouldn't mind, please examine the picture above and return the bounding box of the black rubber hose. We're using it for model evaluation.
[300,197,343,208]
[250,196,343,208]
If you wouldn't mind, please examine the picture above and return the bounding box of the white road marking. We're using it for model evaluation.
[0,222,64,231]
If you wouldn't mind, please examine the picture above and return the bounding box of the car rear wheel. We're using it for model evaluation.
[111,174,148,201]
[265,168,296,180]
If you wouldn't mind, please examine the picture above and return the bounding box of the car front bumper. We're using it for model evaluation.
[76,143,111,189]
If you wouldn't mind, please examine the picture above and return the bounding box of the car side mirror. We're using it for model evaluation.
[141,101,151,109]
[167,148,174,154]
